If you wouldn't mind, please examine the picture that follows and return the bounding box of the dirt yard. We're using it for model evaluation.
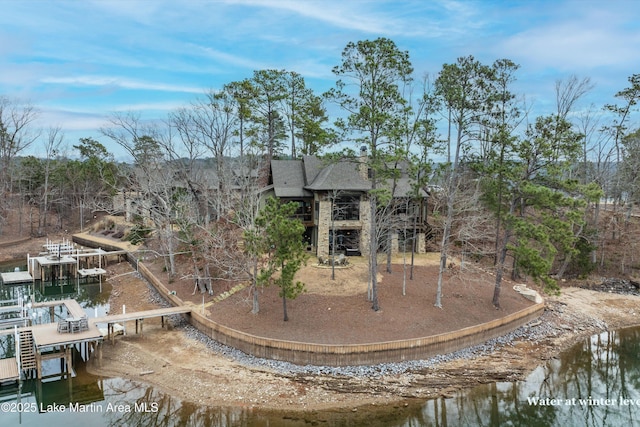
[88,258,640,411]
[3,236,640,411]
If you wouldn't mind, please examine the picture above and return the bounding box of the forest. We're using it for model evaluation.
[1,37,639,311]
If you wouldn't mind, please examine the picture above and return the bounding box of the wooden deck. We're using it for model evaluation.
[0,358,19,383]
[32,299,86,319]
[0,271,33,284]
[30,322,103,348]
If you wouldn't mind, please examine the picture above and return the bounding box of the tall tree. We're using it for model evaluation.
[620,129,640,211]
[605,74,640,203]
[252,197,308,321]
[328,37,413,311]
[225,79,256,157]
[280,71,308,158]
[486,114,585,307]
[477,59,524,265]
[70,137,118,229]
[399,75,440,278]
[171,88,237,223]
[101,113,181,278]
[297,93,337,155]
[235,154,269,314]
[0,97,39,235]
[433,55,493,308]
[248,69,287,160]
[38,126,64,235]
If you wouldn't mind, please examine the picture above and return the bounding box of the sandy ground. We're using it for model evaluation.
[4,237,640,411]
[85,260,640,412]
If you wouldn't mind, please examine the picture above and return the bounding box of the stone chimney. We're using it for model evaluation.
[359,145,369,180]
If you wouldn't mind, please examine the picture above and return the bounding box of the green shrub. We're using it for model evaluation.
[124,224,152,245]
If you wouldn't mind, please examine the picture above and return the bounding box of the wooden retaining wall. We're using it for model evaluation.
[73,234,545,366]
[0,236,31,248]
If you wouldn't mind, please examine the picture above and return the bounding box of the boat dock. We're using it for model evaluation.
[0,271,33,285]
[0,299,192,383]
[0,238,127,286]
[0,356,19,383]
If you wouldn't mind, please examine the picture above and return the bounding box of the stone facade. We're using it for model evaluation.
[269,155,429,258]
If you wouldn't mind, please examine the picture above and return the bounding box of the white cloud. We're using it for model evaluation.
[497,5,640,72]
[227,0,392,34]
[40,76,204,94]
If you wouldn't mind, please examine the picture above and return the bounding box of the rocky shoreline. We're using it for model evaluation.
[4,237,640,410]
[581,277,640,296]
[131,271,640,409]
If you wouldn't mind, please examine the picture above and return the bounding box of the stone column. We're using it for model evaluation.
[359,198,371,256]
[316,200,332,256]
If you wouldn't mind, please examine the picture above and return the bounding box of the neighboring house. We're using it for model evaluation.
[264,150,429,257]
[113,157,262,226]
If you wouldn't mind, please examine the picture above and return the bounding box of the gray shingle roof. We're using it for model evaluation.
[270,156,427,197]
[304,160,371,191]
[270,159,312,197]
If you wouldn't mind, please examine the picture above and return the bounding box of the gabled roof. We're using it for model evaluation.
[301,155,324,184]
[269,155,427,198]
[391,177,425,198]
[304,159,371,191]
[270,159,312,198]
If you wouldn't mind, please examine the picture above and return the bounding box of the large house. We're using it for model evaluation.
[263,151,429,257]
[113,153,430,257]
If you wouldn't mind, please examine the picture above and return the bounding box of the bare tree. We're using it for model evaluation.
[37,126,64,235]
[0,97,39,234]
[101,112,182,278]
[433,56,493,308]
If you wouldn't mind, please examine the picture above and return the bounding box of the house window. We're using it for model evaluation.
[291,200,312,222]
[328,229,361,255]
[333,195,360,221]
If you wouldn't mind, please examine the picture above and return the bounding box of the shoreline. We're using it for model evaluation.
[4,237,640,411]
[86,268,640,411]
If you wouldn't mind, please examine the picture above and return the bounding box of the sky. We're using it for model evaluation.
[1,0,639,160]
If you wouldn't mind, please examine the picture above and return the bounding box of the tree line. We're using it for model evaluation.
[1,38,639,316]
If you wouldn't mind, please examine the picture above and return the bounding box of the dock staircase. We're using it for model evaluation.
[18,330,37,372]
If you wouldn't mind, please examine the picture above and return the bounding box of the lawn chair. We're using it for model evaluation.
[57,318,70,333]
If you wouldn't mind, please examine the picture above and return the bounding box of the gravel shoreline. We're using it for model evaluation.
[147,274,609,380]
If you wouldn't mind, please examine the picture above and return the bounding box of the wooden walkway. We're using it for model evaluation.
[92,306,192,344]
[0,358,19,383]
[92,306,192,324]
[32,299,86,319]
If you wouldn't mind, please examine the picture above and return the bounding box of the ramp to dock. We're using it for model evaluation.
[91,306,192,324]
[92,306,192,343]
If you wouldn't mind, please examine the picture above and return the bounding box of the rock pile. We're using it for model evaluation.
[580,278,640,296]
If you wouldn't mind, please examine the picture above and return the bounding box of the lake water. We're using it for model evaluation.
[3,327,639,426]
[2,260,639,426]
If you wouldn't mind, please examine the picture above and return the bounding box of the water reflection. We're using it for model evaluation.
[3,325,640,426]
[4,252,640,425]
[415,328,640,426]
[9,324,640,427]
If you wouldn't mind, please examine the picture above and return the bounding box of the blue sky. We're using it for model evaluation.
[1,0,639,159]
